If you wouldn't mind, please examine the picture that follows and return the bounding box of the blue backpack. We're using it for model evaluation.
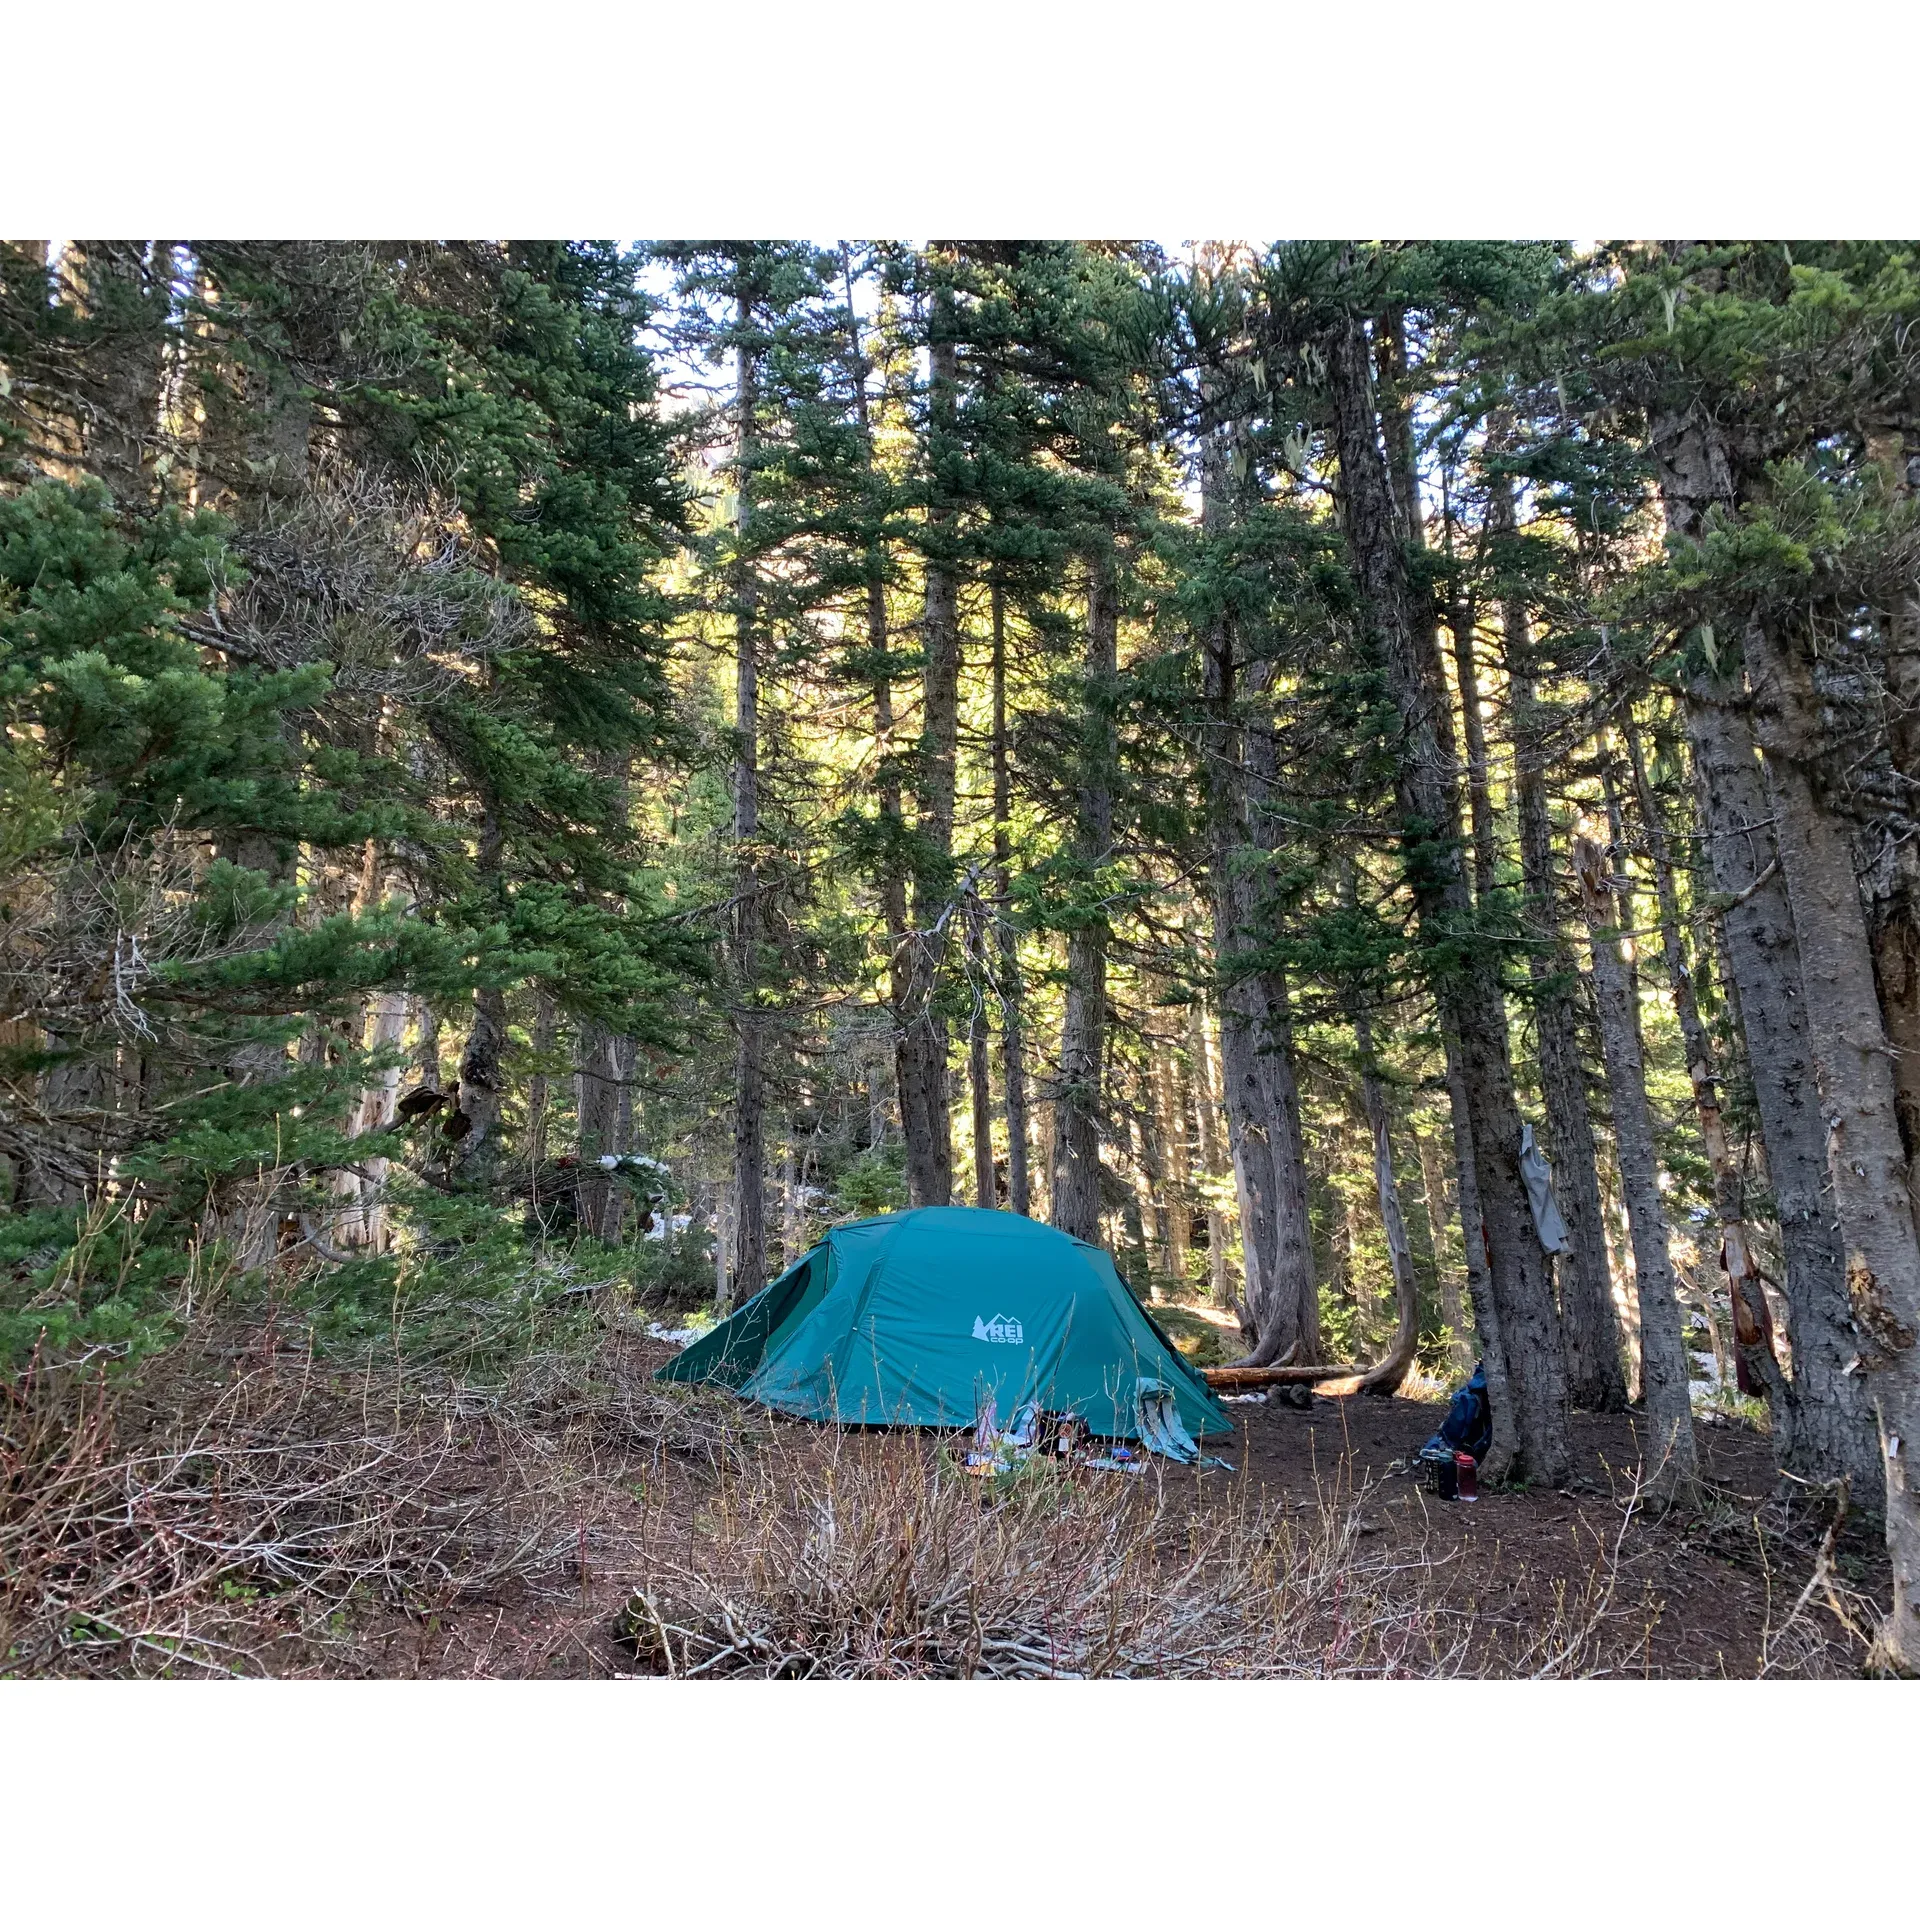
[1423,1362,1491,1463]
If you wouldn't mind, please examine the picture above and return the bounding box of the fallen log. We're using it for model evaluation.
[1202,1365,1363,1392]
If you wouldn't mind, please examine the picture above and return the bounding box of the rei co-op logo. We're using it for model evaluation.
[972,1313,1025,1346]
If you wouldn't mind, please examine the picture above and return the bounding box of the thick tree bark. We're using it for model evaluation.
[1446,611,1499,904]
[1692,689,1882,1491]
[1574,835,1700,1504]
[896,272,960,1208]
[1651,406,1881,1500]
[1742,614,1920,1671]
[1491,467,1626,1411]
[1197,431,1316,1362]
[1862,430,1920,1203]
[1242,701,1323,1364]
[1197,441,1280,1337]
[1384,310,1499,901]
[1205,646,1286,1349]
[454,986,509,1181]
[1321,293,1568,1484]
[1438,1011,1519,1480]
[1052,558,1117,1243]
[1624,716,1789,1406]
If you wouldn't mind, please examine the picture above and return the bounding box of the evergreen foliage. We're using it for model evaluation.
[5,241,1920,1656]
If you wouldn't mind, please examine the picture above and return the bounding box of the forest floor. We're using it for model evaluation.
[1215,1390,1882,1677]
[3,1311,1889,1679]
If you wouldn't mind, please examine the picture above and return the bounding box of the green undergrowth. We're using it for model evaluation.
[1,1172,719,1384]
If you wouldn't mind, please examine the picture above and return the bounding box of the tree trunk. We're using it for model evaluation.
[1031,1079,1055,1224]
[522,991,557,1169]
[1154,1027,1192,1285]
[1574,835,1700,1504]
[1052,558,1116,1244]
[1198,431,1316,1361]
[1416,1124,1473,1376]
[520,992,555,1234]
[1446,610,1499,904]
[194,311,318,1259]
[343,985,409,1252]
[1692,681,1880,1488]
[990,577,1031,1215]
[1242,700,1323,1364]
[575,1018,625,1243]
[1132,1101,1169,1292]
[728,279,767,1296]
[413,999,443,1092]
[1744,614,1920,1671]
[66,240,169,513]
[1439,1011,1519,1479]
[1353,1000,1419,1396]
[1624,714,1788,1407]
[1189,994,1234,1310]
[454,983,509,1183]
[897,265,961,1208]
[1862,429,1920,1207]
[1205,639,1280,1344]
[845,251,922,1216]
[1491,464,1625,1410]
[1322,291,1567,1484]
[966,886,996,1207]
[1652,405,1881,1500]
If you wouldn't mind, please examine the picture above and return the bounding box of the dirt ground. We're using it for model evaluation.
[330,1335,1885,1680]
[1213,1390,1883,1677]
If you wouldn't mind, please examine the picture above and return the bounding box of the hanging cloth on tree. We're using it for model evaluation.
[1517,1124,1572,1254]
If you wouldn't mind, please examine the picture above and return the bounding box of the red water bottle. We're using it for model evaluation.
[1454,1451,1478,1502]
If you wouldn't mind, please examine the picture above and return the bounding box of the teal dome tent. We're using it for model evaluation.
[656,1206,1231,1445]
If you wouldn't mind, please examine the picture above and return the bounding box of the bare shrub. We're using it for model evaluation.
[0,1338,591,1676]
[502,1341,773,1472]
[3,1321,1879,1680]
[618,1430,1483,1679]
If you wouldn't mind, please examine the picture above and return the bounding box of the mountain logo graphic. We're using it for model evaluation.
[971,1313,1025,1345]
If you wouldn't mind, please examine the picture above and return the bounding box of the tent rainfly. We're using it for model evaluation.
[656,1206,1231,1444]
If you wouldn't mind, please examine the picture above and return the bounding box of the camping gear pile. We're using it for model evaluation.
[657,1207,1232,1460]
[1417,1362,1492,1502]
[961,1380,1229,1477]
